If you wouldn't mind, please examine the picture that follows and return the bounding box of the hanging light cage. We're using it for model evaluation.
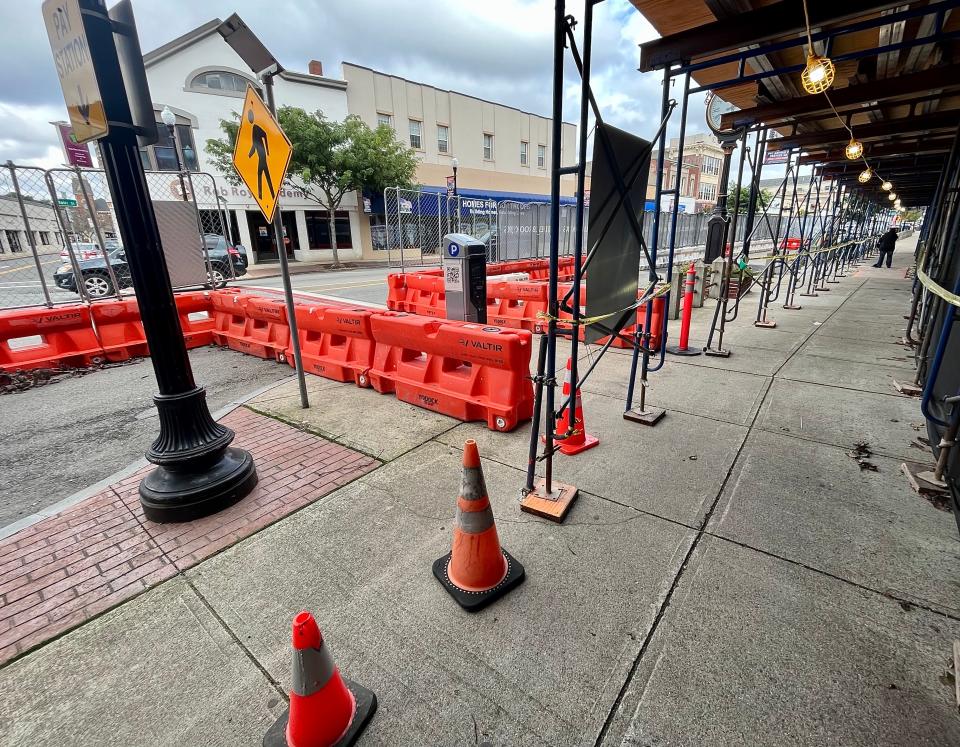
[801,52,836,94]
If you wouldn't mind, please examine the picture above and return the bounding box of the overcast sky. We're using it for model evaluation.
[4,0,727,166]
[5,0,793,187]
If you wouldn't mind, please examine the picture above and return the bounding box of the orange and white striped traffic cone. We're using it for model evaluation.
[545,357,599,456]
[262,611,376,747]
[433,440,525,611]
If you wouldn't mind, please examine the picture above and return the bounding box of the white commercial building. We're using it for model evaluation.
[143,19,360,267]
[140,18,580,266]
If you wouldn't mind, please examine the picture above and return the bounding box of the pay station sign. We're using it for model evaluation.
[43,0,108,144]
[232,85,292,222]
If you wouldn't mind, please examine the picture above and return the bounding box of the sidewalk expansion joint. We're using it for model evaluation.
[593,277,868,747]
[703,531,960,623]
[244,404,387,463]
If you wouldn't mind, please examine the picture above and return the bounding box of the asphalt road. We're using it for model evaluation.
[0,347,293,531]
[0,262,404,531]
[233,264,398,306]
[0,250,75,308]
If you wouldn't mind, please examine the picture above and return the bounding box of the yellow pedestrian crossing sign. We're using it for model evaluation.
[232,85,292,222]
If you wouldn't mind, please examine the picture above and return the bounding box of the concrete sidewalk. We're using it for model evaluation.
[2,238,959,746]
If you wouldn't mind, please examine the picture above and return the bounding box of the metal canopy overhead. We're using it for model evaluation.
[632,0,960,207]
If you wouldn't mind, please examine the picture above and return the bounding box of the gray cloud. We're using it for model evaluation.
[4,0,725,171]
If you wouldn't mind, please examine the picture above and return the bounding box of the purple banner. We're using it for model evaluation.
[55,123,93,167]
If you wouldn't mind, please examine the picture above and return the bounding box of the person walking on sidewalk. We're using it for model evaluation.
[873,227,899,268]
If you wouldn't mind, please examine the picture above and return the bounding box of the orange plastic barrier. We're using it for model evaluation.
[90,299,149,362]
[175,291,215,349]
[288,303,376,385]
[398,273,446,317]
[237,296,290,361]
[0,305,104,372]
[211,292,289,361]
[211,291,247,347]
[367,312,533,431]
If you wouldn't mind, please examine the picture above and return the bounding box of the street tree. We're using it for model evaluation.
[726,184,774,214]
[207,109,417,267]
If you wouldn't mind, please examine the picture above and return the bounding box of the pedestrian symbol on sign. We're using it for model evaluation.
[232,84,292,222]
[246,109,274,200]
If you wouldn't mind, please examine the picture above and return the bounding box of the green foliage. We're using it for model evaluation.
[205,107,417,265]
[726,184,774,214]
[205,110,417,202]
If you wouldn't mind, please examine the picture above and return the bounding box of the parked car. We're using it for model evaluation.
[202,234,248,287]
[52,235,246,298]
[53,248,132,298]
[59,242,105,262]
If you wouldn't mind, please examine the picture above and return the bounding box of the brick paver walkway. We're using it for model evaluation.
[0,407,377,664]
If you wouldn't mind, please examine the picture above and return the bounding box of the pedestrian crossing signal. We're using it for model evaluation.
[232,84,292,223]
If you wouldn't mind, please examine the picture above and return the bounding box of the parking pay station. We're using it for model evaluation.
[443,233,487,323]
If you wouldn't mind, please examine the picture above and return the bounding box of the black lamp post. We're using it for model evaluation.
[451,157,459,196]
[160,106,187,202]
[83,0,257,522]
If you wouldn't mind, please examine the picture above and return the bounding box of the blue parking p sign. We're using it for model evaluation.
[448,242,460,257]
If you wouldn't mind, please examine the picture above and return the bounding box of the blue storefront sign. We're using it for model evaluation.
[368,186,577,216]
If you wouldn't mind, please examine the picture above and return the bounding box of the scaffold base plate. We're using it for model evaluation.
[703,348,731,358]
[520,480,579,523]
[901,462,948,496]
[623,407,666,426]
[894,379,922,397]
[754,320,777,328]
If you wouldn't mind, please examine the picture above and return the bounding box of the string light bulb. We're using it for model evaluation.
[888,192,897,201]
[800,0,834,93]
[802,53,836,94]
[844,138,864,160]
[881,180,893,191]
[858,167,872,183]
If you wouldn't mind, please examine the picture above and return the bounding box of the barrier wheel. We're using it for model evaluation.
[83,272,113,299]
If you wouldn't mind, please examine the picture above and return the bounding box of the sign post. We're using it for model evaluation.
[217,13,307,409]
[232,83,308,409]
[44,0,258,522]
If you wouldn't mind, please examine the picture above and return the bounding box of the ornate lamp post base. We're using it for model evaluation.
[141,447,257,523]
[138,387,258,523]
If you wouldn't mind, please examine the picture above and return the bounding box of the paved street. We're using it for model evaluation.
[234,263,399,306]
[0,249,74,309]
[0,347,292,532]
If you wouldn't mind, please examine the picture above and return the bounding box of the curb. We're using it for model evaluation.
[0,373,296,541]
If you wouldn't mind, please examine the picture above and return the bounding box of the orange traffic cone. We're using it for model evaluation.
[262,611,376,747]
[544,357,599,456]
[432,440,525,611]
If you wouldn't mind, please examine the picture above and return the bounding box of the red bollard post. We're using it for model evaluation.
[667,263,702,356]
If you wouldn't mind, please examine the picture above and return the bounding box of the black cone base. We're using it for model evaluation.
[432,549,525,612]
[666,344,701,356]
[140,447,257,523]
[263,679,377,747]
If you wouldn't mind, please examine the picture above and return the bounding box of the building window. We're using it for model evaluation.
[39,231,50,245]
[188,70,256,96]
[139,121,199,172]
[537,144,546,168]
[520,141,528,166]
[702,156,720,176]
[409,120,422,150]
[483,133,493,161]
[304,210,353,249]
[5,230,21,252]
[377,112,392,128]
[437,125,449,154]
[698,183,717,201]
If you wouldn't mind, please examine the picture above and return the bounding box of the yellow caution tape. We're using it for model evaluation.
[916,252,960,308]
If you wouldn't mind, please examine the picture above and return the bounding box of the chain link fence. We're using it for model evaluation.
[0,164,237,311]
